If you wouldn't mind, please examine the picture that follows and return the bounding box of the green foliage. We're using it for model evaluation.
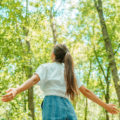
[0,0,120,119]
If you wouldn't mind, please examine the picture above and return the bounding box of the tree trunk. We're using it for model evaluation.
[25,0,35,119]
[24,91,27,112]
[84,98,88,120]
[105,65,110,120]
[28,87,35,120]
[84,60,92,120]
[94,1,120,119]
[94,47,110,120]
[105,77,110,120]
[26,40,35,120]
[50,7,57,45]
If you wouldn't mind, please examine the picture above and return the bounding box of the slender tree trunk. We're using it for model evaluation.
[105,65,110,120]
[94,47,110,120]
[23,82,27,112]
[105,77,110,120]
[84,60,92,120]
[28,86,35,120]
[84,98,88,120]
[50,7,57,45]
[25,0,35,119]
[26,40,35,120]
[94,1,120,119]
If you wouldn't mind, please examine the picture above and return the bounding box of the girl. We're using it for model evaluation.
[1,44,120,120]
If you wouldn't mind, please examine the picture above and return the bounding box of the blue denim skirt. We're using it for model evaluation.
[41,95,77,120]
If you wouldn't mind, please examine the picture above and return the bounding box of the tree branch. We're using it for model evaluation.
[98,76,105,95]
[50,6,57,44]
[94,0,98,10]
[98,0,102,8]
[93,46,106,79]
[114,44,120,55]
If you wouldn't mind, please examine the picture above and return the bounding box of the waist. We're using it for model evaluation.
[44,95,70,103]
[44,92,70,100]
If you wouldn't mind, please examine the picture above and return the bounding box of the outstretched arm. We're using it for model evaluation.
[79,85,120,114]
[15,73,40,94]
[1,74,40,102]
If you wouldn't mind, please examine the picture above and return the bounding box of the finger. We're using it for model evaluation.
[113,108,120,113]
[2,92,12,98]
[111,111,117,114]
[112,109,119,114]
[1,96,13,101]
[114,111,119,114]
[108,109,118,114]
[2,94,13,99]
[112,112,117,114]
[2,95,13,100]
[11,91,16,97]
[2,98,13,102]
[111,104,116,107]
[6,88,12,93]
[112,106,120,111]
[2,95,11,99]
[113,106,118,110]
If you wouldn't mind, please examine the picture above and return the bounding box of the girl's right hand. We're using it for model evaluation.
[1,88,17,102]
[106,103,120,114]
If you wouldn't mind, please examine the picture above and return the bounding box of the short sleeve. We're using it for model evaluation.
[34,64,47,85]
[75,72,83,88]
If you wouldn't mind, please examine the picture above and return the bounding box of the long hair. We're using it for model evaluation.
[53,44,79,101]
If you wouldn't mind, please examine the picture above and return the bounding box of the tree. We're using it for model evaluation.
[94,1,120,119]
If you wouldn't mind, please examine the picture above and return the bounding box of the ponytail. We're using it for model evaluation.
[64,52,79,101]
[53,44,79,101]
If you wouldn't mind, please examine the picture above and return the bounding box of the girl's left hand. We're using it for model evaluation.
[106,104,120,114]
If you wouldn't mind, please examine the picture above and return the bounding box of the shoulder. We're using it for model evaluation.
[38,62,54,69]
[37,62,64,71]
[41,62,54,66]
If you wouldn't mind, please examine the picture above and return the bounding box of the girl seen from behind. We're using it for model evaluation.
[1,44,120,120]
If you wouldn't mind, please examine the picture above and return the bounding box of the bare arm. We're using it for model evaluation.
[79,85,120,114]
[16,74,40,94]
[1,74,40,102]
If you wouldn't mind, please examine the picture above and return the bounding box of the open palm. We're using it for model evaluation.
[106,104,120,114]
[1,88,17,102]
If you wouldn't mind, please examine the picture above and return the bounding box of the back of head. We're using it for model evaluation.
[53,44,79,101]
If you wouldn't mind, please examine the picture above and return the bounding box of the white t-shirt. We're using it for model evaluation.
[35,62,83,99]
